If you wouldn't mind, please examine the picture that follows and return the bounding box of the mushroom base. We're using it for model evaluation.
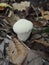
[17,30,32,41]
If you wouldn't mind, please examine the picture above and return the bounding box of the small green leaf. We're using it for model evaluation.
[43,27,49,33]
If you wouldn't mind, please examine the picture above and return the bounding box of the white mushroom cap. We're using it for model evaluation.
[13,19,33,34]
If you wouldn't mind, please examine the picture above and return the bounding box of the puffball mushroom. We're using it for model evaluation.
[13,19,33,41]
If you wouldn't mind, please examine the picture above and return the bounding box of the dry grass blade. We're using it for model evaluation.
[34,39,49,47]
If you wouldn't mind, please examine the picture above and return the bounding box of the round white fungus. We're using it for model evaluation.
[13,19,33,41]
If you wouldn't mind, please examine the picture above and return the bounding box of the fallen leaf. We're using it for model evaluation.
[12,1,30,11]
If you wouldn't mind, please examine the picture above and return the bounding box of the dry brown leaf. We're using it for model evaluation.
[40,10,49,20]
[7,38,28,65]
